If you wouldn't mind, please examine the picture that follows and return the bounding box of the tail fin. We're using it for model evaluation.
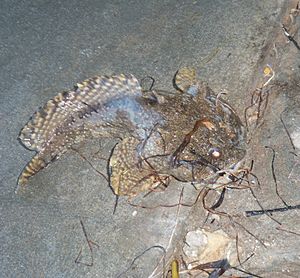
[17,154,47,186]
[18,73,141,186]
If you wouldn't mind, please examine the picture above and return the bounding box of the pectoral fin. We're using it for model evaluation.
[173,67,198,95]
[109,137,168,197]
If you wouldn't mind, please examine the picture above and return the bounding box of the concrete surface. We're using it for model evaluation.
[1,0,299,277]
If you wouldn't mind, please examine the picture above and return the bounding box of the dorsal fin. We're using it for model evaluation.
[173,67,197,94]
[19,74,141,152]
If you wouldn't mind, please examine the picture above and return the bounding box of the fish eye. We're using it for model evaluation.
[209,147,222,159]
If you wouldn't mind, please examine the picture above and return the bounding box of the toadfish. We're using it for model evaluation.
[18,67,246,197]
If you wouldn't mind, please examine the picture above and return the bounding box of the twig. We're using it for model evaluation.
[281,24,300,51]
[210,188,226,210]
[280,109,296,151]
[201,188,228,217]
[75,220,100,267]
[140,76,155,91]
[265,146,289,207]
[244,65,274,134]
[128,186,203,210]
[201,187,266,248]
[113,195,119,215]
[235,233,242,267]
[231,219,266,248]
[276,225,300,237]
[248,187,281,225]
[71,147,108,182]
[231,266,263,278]
[188,257,262,278]
[245,203,300,217]
[117,245,166,278]
[240,252,255,266]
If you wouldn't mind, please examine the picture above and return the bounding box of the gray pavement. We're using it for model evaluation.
[1,0,300,277]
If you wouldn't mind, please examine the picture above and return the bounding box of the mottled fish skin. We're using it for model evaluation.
[108,68,246,196]
[18,74,145,186]
[109,137,169,196]
[18,68,246,197]
[173,67,198,95]
[148,89,246,182]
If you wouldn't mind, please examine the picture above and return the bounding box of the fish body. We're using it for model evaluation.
[18,68,246,196]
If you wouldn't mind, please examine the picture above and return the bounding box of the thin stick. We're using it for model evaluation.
[188,257,262,278]
[276,226,300,237]
[202,187,227,225]
[71,147,108,182]
[231,219,266,248]
[231,266,263,278]
[202,187,231,217]
[140,76,155,91]
[280,109,296,151]
[281,24,300,51]
[116,245,166,278]
[113,195,119,215]
[240,252,255,266]
[210,188,226,210]
[265,146,289,207]
[248,187,281,225]
[245,203,300,217]
[128,186,203,210]
[75,220,100,267]
[234,233,242,267]
[201,185,266,248]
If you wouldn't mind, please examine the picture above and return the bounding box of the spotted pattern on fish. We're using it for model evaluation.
[173,67,198,95]
[18,74,141,186]
[18,68,246,197]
